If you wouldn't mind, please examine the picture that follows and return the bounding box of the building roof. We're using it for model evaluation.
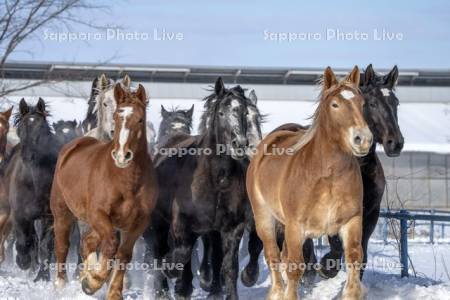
[4,60,450,86]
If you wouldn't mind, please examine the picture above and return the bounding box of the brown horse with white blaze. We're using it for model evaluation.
[246,66,372,300]
[50,84,158,300]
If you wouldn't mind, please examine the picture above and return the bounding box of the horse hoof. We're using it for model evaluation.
[206,292,223,300]
[106,290,124,300]
[240,264,259,287]
[54,277,66,289]
[154,289,172,300]
[318,254,340,279]
[33,271,50,282]
[199,273,213,292]
[81,277,97,295]
[302,268,317,287]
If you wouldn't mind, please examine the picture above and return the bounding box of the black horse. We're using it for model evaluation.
[53,120,82,145]
[241,64,404,286]
[157,104,194,145]
[3,98,61,281]
[145,78,256,300]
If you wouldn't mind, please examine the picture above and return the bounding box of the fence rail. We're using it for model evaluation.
[379,209,450,277]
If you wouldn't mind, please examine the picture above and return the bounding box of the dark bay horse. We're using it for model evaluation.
[147,78,255,300]
[247,66,372,300]
[157,104,194,145]
[53,120,82,145]
[51,84,158,300]
[0,98,60,281]
[241,65,404,285]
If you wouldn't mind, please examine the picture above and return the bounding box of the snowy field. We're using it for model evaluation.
[0,237,449,300]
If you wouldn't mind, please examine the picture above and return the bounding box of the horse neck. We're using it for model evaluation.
[0,134,7,160]
[20,129,57,163]
[304,122,353,170]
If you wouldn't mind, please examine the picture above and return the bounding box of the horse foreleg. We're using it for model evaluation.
[283,223,304,300]
[143,217,171,299]
[241,225,263,287]
[34,216,54,282]
[340,215,363,300]
[13,218,36,270]
[81,212,117,295]
[0,212,11,264]
[106,224,146,300]
[360,206,380,279]
[174,235,197,300]
[319,235,343,279]
[220,224,245,300]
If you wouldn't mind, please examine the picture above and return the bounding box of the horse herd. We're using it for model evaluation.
[0,64,403,300]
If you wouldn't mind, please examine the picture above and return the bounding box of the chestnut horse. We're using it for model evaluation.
[51,84,158,300]
[0,106,14,262]
[246,66,372,300]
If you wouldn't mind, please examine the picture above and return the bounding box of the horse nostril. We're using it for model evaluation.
[111,150,117,159]
[354,135,362,145]
[110,130,115,136]
[231,139,239,148]
[125,151,133,161]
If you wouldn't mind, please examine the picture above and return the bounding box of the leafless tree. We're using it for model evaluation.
[0,0,110,98]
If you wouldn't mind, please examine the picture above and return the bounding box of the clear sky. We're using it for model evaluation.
[9,0,450,69]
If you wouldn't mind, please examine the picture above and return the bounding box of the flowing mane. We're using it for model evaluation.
[198,85,247,133]
[291,81,359,152]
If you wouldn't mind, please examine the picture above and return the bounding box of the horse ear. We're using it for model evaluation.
[186,104,194,119]
[161,105,169,118]
[215,77,225,96]
[3,106,13,120]
[37,97,46,113]
[364,64,375,86]
[91,77,99,91]
[122,74,131,88]
[384,65,399,89]
[248,90,257,105]
[345,66,360,87]
[114,83,125,105]
[98,74,109,91]
[136,84,147,104]
[323,67,338,90]
[19,98,29,116]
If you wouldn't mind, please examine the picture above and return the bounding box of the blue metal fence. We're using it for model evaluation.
[379,209,450,277]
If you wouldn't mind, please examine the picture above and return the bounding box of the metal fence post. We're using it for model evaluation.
[400,209,409,277]
[383,209,388,244]
[430,209,435,244]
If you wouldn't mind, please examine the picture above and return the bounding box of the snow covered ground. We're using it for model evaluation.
[0,237,449,299]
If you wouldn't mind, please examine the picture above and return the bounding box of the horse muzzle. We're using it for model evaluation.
[111,149,134,168]
[383,135,404,157]
[350,127,373,157]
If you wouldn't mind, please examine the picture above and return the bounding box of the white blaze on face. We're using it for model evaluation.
[381,88,391,97]
[117,106,133,158]
[62,128,70,133]
[340,90,355,100]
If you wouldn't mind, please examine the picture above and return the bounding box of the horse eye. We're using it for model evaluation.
[219,112,224,117]
[139,119,144,123]
[103,103,107,107]
[369,102,377,108]
[331,102,339,108]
